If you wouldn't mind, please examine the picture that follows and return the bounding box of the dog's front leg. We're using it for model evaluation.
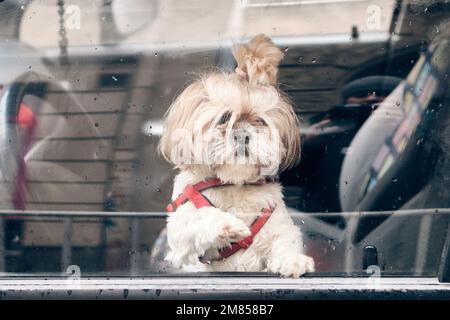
[265,216,315,278]
[166,205,250,268]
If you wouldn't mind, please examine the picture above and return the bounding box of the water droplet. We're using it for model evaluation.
[284,47,289,53]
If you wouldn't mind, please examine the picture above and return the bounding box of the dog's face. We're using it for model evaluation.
[159,35,300,184]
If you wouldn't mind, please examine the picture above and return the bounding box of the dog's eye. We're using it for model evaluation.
[217,112,232,125]
[255,118,268,126]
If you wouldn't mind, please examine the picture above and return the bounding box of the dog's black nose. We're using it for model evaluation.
[232,129,251,145]
[232,129,252,158]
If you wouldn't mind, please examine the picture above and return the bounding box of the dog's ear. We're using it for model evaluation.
[158,81,207,166]
[232,34,284,86]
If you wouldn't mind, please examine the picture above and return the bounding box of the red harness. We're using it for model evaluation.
[166,178,274,262]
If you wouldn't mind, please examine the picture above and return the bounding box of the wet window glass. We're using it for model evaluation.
[0,0,450,280]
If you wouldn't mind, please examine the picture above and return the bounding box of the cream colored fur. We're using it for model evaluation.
[159,34,315,277]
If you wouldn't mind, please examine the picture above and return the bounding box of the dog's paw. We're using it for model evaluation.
[217,215,251,243]
[192,209,250,251]
[268,254,315,278]
[165,250,184,269]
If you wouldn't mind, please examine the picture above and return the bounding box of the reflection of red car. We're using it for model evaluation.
[1,102,37,256]
[13,103,37,210]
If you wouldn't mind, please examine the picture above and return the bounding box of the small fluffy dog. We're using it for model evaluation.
[159,34,315,277]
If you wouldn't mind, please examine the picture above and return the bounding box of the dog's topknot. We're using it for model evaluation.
[232,34,284,86]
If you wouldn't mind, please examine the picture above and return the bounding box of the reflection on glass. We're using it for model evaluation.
[0,0,449,278]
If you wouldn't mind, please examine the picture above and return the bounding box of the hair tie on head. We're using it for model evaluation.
[232,34,283,86]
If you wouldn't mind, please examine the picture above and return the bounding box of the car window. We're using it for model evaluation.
[19,0,396,48]
[1,0,450,283]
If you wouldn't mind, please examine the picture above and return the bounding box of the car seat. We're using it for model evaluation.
[339,40,450,274]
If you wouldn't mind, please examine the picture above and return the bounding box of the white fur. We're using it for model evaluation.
[159,34,315,277]
[166,172,315,277]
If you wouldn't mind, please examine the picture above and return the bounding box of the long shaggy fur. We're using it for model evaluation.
[233,34,284,86]
[159,34,314,277]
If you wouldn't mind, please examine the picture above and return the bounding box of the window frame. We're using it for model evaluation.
[1,209,450,299]
[1,275,450,299]
[3,0,450,300]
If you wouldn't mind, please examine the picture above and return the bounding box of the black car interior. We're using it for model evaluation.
[339,41,450,273]
[280,47,423,214]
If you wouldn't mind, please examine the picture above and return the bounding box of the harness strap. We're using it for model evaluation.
[166,177,274,262]
[183,184,213,209]
[166,178,226,212]
[166,178,267,212]
[211,206,272,261]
